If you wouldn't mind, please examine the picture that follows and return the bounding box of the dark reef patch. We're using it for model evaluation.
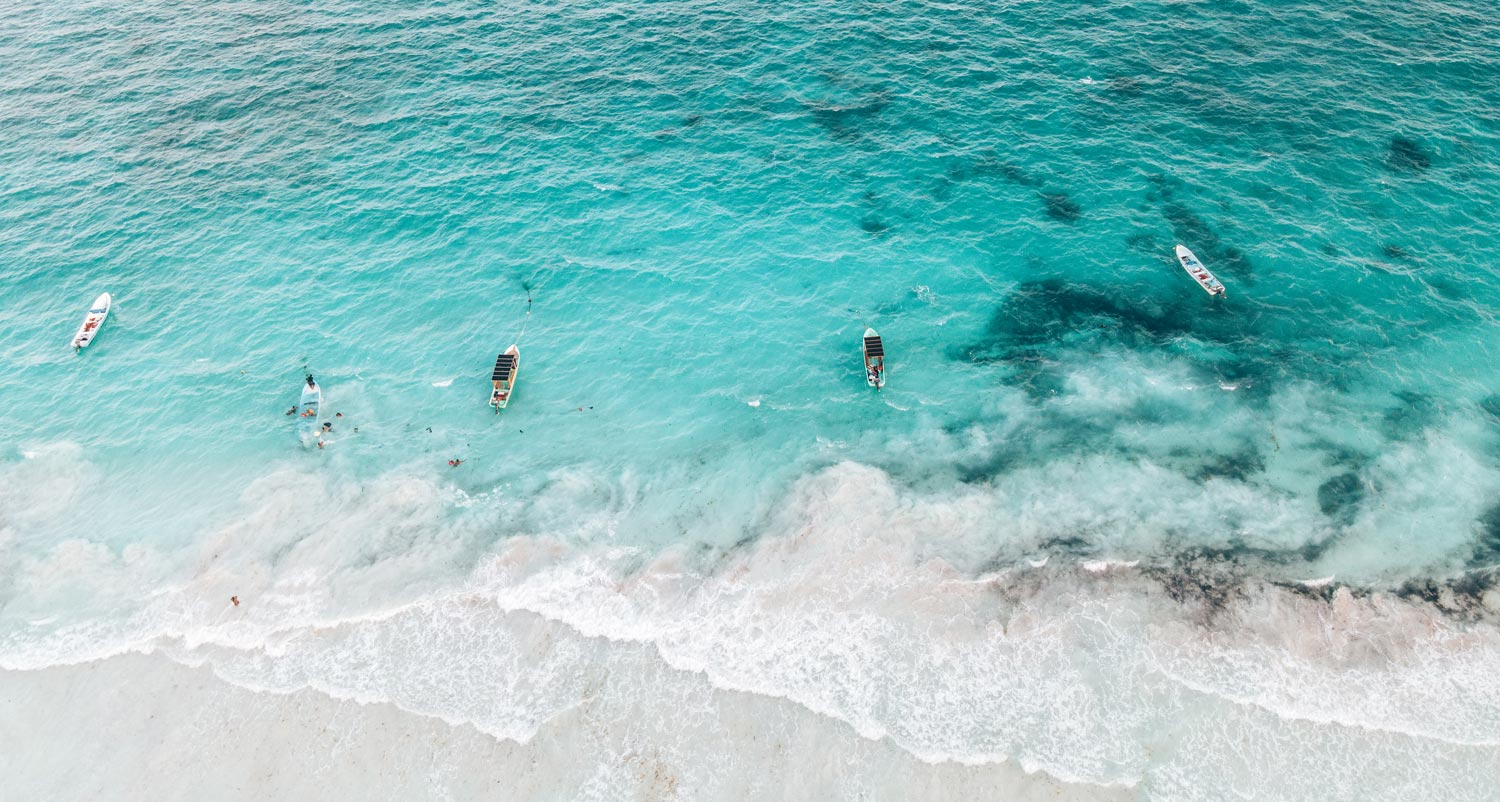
[966,278,1233,354]
[929,175,953,201]
[1040,536,1094,554]
[1394,571,1499,617]
[805,94,888,142]
[1425,274,1468,303]
[1144,172,1179,204]
[943,152,1042,188]
[1385,136,1432,173]
[1146,552,1245,620]
[998,355,1071,400]
[1041,192,1082,223]
[955,277,1277,401]
[1381,243,1414,262]
[1472,503,1500,565]
[1108,75,1148,98]
[1145,174,1252,282]
[1314,442,1370,472]
[1273,579,1340,603]
[1191,447,1265,482]
[859,216,890,235]
[990,279,1182,346]
[998,161,1042,188]
[1125,231,1162,256]
[1161,201,1253,280]
[1394,578,1443,606]
[1295,534,1340,563]
[956,451,1017,485]
[1451,569,1499,605]
[1381,390,1444,439]
[1479,395,1500,423]
[1317,472,1365,525]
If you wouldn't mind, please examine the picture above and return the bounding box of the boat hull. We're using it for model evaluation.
[490,345,520,411]
[862,327,886,389]
[72,292,112,350]
[1174,245,1225,297]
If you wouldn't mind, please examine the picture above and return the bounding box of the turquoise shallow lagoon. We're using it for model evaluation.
[2,1,1499,799]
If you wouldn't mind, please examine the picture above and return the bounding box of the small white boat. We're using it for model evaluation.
[297,375,322,445]
[1175,245,1225,297]
[862,328,886,388]
[490,345,519,411]
[71,292,111,351]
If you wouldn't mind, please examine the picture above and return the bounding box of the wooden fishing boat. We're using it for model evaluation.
[862,328,886,389]
[490,345,519,411]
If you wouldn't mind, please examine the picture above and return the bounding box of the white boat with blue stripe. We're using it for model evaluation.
[1175,245,1225,297]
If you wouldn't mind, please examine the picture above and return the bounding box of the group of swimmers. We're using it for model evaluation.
[283,374,347,449]
[281,374,470,463]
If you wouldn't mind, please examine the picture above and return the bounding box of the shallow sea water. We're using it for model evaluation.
[2,1,1500,799]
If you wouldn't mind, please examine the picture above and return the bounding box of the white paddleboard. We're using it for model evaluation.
[297,377,322,445]
[72,292,111,350]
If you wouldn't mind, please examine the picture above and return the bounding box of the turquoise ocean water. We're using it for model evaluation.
[3,1,1500,798]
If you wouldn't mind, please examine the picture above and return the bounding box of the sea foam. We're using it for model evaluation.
[4,460,1499,800]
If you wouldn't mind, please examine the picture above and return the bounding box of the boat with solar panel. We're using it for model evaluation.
[1175,244,1226,297]
[490,345,519,411]
[862,328,886,388]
